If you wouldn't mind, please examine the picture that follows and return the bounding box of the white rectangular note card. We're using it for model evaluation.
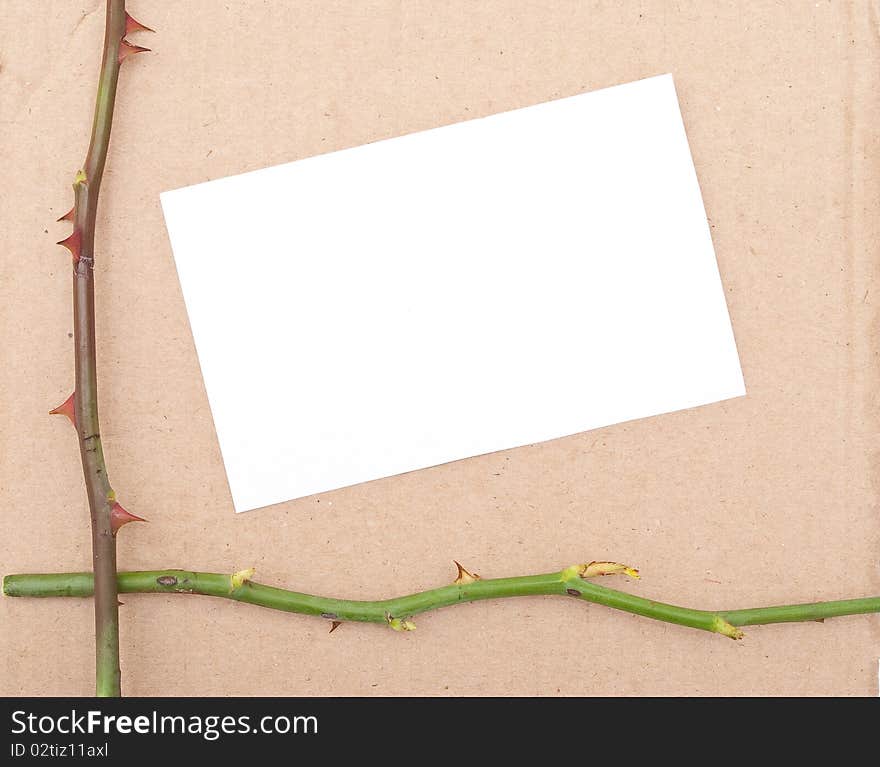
[161,74,745,513]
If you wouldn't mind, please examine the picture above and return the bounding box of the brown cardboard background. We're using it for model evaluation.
[2,0,879,696]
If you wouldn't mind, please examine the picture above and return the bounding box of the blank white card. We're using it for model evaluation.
[161,74,745,513]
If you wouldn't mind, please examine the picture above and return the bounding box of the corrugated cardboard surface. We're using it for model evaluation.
[1,1,878,696]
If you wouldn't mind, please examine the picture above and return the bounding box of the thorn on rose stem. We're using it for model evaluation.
[49,392,77,427]
[118,40,150,64]
[57,207,74,223]
[110,502,146,535]
[125,12,154,35]
[453,561,481,585]
[57,229,82,262]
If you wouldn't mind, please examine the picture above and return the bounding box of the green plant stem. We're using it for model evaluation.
[5,569,879,639]
[69,0,129,697]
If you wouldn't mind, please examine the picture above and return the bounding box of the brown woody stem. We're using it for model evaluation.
[68,0,132,698]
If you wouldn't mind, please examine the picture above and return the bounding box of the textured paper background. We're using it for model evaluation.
[2,1,878,696]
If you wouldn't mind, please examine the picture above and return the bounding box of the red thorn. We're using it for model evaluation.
[118,39,150,63]
[329,621,342,634]
[57,229,82,262]
[49,392,77,427]
[57,207,74,223]
[125,12,154,35]
[110,502,146,535]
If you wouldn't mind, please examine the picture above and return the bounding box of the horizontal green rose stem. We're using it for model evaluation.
[5,568,880,638]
